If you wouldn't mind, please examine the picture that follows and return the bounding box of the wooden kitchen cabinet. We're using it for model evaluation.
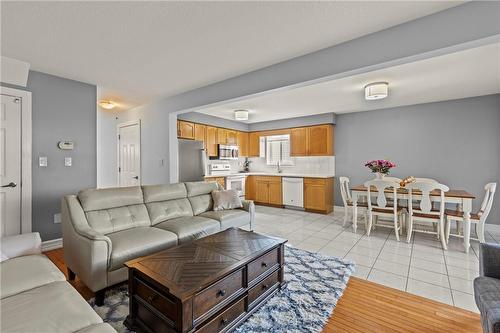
[194,123,206,147]
[253,176,282,206]
[307,124,334,156]
[237,131,249,157]
[217,128,227,144]
[206,126,218,157]
[248,132,260,157]
[205,176,225,188]
[304,177,334,214]
[177,120,195,139]
[290,127,307,156]
[226,130,237,145]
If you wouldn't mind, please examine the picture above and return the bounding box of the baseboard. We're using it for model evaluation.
[334,205,345,212]
[42,238,62,251]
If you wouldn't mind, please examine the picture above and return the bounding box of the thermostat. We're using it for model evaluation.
[58,141,74,150]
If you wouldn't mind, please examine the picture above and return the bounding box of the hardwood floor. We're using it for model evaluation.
[45,248,482,333]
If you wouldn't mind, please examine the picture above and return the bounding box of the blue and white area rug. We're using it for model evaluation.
[90,246,355,333]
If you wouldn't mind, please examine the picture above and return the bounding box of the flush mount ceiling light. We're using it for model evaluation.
[99,100,116,109]
[364,82,389,100]
[234,109,249,121]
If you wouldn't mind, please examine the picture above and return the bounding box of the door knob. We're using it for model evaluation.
[2,182,17,188]
[133,176,139,180]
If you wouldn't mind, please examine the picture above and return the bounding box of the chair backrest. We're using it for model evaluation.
[478,182,497,222]
[364,179,399,214]
[407,181,449,217]
[339,177,352,207]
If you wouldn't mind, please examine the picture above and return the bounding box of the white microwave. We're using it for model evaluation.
[214,144,239,160]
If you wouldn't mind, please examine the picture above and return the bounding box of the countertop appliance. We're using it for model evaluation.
[212,144,239,160]
[282,177,304,208]
[178,139,206,182]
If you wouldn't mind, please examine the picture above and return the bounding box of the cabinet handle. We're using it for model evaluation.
[261,262,268,268]
[221,318,229,326]
[217,289,226,297]
[147,294,157,303]
[262,284,269,290]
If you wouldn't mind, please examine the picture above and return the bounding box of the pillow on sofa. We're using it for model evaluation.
[212,189,242,211]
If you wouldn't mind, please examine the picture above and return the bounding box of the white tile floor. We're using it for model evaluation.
[250,205,500,313]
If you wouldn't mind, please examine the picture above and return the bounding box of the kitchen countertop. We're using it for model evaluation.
[205,172,335,179]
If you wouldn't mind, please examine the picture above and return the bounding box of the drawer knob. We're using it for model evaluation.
[221,318,229,326]
[217,289,227,297]
[262,284,269,290]
[147,294,156,303]
[261,262,268,268]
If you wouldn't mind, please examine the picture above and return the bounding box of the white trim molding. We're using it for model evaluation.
[0,86,32,235]
[41,238,62,252]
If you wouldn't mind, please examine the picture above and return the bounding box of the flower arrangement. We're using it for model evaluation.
[365,159,396,176]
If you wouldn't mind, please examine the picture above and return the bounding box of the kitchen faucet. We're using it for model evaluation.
[277,160,283,173]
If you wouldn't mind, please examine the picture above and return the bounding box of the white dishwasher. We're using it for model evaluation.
[282,177,304,208]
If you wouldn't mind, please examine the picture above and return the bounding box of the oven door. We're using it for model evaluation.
[226,177,246,197]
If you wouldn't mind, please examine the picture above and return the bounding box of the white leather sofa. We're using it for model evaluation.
[0,232,116,333]
[62,181,255,305]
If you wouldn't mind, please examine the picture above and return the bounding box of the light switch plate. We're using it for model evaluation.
[39,156,48,167]
[65,157,72,167]
[53,213,61,224]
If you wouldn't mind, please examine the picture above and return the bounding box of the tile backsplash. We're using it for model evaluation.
[248,156,335,175]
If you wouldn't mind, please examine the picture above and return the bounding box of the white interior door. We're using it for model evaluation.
[1,94,22,237]
[118,121,141,187]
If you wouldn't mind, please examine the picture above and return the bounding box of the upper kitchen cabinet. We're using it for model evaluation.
[177,120,195,139]
[206,126,218,157]
[216,128,227,144]
[290,127,307,156]
[248,132,260,157]
[237,131,249,157]
[226,130,237,145]
[194,123,206,146]
[306,124,334,156]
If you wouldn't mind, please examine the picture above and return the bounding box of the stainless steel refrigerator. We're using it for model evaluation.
[178,139,207,182]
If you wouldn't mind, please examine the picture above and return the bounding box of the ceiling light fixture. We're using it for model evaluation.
[99,100,116,109]
[364,82,389,100]
[234,109,249,121]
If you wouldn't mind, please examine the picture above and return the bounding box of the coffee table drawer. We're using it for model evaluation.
[135,277,177,320]
[197,297,246,333]
[248,248,279,282]
[248,269,280,307]
[194,268,244,319]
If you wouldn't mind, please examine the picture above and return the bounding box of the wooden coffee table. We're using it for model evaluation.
[124,228,287,333]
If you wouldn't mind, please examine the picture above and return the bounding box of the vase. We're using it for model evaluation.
[375,172,386,180]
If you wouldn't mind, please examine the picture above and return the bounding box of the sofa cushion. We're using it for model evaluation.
[200,210,250,229]
[142,183,187,203]
[212,189,243,211]
[146,198,194,225]
[0,254,66,299]
[185,181,218,197]
[474,276,500,315]
[0,281,103,333]
[189,194,214,215]
[78,186,143,211]
[154,216,220,244]
[108,227,178,271]
[85,204,151,235]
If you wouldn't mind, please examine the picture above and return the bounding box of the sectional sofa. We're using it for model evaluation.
[0,232,116,333]
[62,181,255,305]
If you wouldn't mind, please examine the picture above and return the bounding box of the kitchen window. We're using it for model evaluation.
[266,134,293,166]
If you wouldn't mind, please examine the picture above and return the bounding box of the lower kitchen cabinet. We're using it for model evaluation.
[304,177,334,214]
[253,176,282,206]
[205,177,225,188]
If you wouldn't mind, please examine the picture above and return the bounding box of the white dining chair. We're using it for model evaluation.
[364,179,405,241]
[406,181,449,249]
[414,177,439,184]
[339,177,368,228]
[445,182,497,252]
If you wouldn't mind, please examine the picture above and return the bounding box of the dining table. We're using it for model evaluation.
[350,185,476,251]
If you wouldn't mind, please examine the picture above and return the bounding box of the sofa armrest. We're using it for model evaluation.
[62,195,112,291]
[480,243,500,279]
[240,200,255,229]
[1,232,42,260]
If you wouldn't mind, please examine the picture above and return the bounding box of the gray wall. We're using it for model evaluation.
[334,94,500,224]
[2,71,97,240]
[249,113,336,131]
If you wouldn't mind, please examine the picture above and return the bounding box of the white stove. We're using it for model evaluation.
[209,163,232,176]
[209,163,246,198]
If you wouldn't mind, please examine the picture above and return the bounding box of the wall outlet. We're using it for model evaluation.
[64,157,72,166]
[54,213,61,224]
[39,156,48,167]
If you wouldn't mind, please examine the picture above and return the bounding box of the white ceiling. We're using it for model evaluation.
[195,43,500,123]
[1,1,462,111]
